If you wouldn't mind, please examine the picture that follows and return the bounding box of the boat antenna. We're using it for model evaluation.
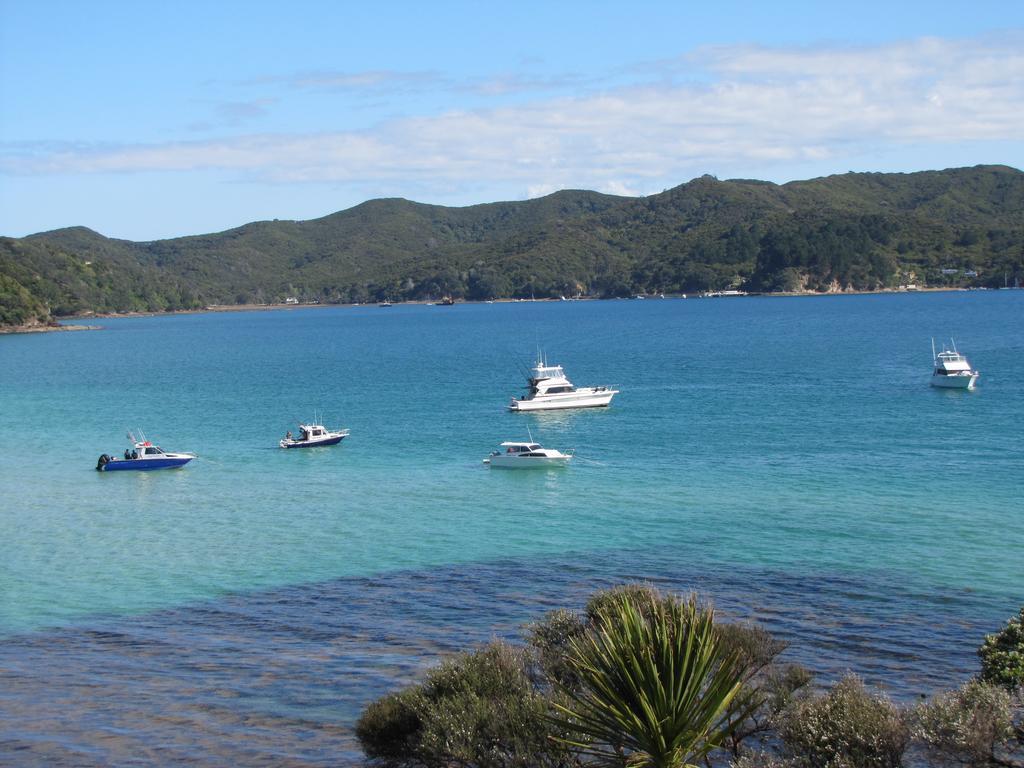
[950,337,958,354]
[515,358,531,382]
[526,423,535,444]
[931,337,936,361]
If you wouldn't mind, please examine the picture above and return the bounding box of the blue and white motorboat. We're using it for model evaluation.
[96,431,195,471]
[279,423,350,448]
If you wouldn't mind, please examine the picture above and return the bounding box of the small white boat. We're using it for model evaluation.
[508,357,618,411]
[483,441,573,468]
[280,423,350,448]
[930,339,979,390]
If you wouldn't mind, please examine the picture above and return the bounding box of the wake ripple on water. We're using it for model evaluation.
[0,549,1009,767]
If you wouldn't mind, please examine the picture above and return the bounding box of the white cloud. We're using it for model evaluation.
[246,69,446,93]
[526,183,559,198]
[599,180,641,197]
[3,33,1022,199]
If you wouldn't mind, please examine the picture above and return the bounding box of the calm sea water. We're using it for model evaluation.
[1,292,1022,765]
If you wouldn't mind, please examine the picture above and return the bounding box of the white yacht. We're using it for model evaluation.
[508,357,618,411]
[484,441,573,468]
[930,339,979,390]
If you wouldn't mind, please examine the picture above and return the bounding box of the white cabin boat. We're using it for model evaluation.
[930,339,979,390]
[484,441,573,468]
[280,423,350,448]
[508,358,618,411]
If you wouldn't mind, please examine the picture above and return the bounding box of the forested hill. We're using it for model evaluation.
[2,165,1022,327]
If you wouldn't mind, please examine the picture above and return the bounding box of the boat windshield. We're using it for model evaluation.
[532,365,566,379]
[143,446,164,455]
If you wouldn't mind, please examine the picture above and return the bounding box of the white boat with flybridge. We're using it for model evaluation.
[280,422,350,448]
[930,338,979,390]
[508,356,618,411]
[96,430,195,471]
[483,440,574,468]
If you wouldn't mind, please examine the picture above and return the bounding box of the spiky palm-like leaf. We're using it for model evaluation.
[550,594,755,768]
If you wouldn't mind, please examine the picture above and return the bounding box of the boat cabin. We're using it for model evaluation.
[500,442,543,453]
[528,362,577,395]
[123,441,166,460]
[299,425,328,439]
[933,350,972,376]
[495,441,553,458]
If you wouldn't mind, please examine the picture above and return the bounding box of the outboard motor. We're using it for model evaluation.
[96,453,110,471]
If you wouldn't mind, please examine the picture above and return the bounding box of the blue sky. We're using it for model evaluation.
[1,1,1022,240]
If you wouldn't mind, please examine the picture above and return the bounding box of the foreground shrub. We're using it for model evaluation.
[778,674,909,768]
[734,752,802,768]
[718,622,790,681]
[526,608,587,691]
[914,679,1017,767]
[583,582,668,625]
[551,592,753,767]
[355,641,572,768]
[979,607,1024,691]
[724,663,815,758]
[714,621,804,758]
[356,687,423,761]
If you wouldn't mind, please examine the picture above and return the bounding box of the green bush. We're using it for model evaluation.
[979,607,1024,691]
[583,581,672,624]
[526,608,587,691]
[778,674,909,768]
[354,640,572,768]
[724,663,815,759]
[734,752,802,768]
[355,687,423,760]
[718,622,789,681]
[914,679,1016,767]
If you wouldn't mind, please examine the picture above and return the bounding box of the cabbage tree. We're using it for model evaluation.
[551,593,754,768]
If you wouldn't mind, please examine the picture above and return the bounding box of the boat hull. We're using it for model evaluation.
[280,434,347,448]
[99,457,193,471]
[487,456,571,469]
[931,373,978,390]
[509,389,617,411]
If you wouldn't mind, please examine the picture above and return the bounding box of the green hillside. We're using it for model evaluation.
[2,165,1022,327]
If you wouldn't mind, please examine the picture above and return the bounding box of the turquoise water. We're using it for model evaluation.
[1,293,1022,763]
[1,293,1022,632]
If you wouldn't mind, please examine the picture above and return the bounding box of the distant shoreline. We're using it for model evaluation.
[3,286,1014,335]
[71,286,1003,322]
[0,322,99,336]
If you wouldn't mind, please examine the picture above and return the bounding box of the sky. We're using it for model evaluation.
[1,1,1022,241]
